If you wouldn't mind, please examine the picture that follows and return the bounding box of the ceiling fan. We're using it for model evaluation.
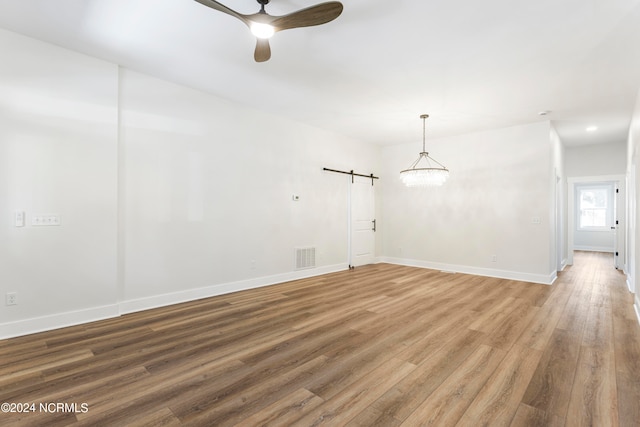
[194,0,344,62]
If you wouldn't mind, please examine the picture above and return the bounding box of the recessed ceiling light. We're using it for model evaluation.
[586,126,598,132]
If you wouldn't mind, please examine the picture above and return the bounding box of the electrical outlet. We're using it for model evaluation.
[491,255,498,263]
[6,292,17,306]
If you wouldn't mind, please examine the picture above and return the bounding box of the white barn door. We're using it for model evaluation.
[350,176,375,267]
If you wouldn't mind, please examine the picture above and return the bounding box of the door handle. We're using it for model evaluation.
[372,219,376,232]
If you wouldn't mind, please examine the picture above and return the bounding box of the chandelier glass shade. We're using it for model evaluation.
[399,114,449,187]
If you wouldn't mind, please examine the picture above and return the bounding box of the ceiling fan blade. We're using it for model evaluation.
[254,38,271,62]
[271,2,343,31]
[193,0,250,26]
[195,1,342,62]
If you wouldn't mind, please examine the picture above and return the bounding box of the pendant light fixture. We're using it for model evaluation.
[400,114,449,187]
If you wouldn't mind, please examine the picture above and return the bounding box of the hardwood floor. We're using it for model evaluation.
[1,251,639,426]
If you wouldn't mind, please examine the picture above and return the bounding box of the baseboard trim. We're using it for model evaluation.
[559,258,568,272]
[0,304,120,340]
[635,295,640,327]
[119,263,348,315]
[0,263,349,340]
[379,257,556,285]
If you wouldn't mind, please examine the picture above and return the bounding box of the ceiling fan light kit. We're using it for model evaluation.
[194,0,343,62]
[251,22,275,39]
[400,115,450,187]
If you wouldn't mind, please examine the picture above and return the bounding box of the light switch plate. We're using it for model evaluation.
[15,211,25,227]
[32,214,61,226]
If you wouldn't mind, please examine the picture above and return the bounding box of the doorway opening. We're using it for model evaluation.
[567,175,625,270]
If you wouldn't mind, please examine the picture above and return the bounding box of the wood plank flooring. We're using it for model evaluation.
[1,251,639,426]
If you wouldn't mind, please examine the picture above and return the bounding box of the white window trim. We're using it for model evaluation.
[576,183,614,232]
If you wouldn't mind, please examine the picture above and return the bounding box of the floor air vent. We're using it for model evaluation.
[295,247,316,270]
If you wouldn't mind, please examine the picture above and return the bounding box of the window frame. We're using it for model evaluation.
[575,183,614,232]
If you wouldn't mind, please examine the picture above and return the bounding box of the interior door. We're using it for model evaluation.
[350,176,375,267]
[614,181,625,270]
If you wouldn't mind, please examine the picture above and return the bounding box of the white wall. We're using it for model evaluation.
[0,29,380,338]
[627,87,640,321]
[119,69,380,311]
[380,122,555,284]
[0,29,120,336]
[565,141,627,177]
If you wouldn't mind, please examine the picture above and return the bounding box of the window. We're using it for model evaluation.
[577,184,614,231]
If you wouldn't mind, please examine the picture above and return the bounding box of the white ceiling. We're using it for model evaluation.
[1,0,639,147]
